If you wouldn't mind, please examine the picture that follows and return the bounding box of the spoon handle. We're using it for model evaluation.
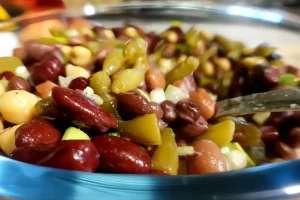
[214,87,300,119]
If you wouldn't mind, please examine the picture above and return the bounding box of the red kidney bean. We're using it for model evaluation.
[116,90,163,120]
[263,67,280,87]
[150,169,169,176]
[0,71,15,80]
[286,65,300,77]
[175,100,200,123]
[68,77,89,90]
[261,126,280,144]
[10,140,99,172]
[273,141,297,160]
[15,118,62,148]
[7,76,31,92]
[288,127,300,147]
[111,27,125,38]
[92,135,151,174]
[51,87,117,133]
[29,48,66,86]
[167,27,185,43]
[160,100,177,124]
[187,140,227,174]
[21,40,56,65]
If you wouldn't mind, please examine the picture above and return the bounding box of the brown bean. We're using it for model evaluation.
[233,131,246,143]
[145,68,166,90]
[174,115,208,140]
[13,48,25,59]
[261,126,279,144]
[176,139,187,147]
[163,43,177,58]
[187,140,227,174]
[175,100,200,123]
[117,90,163,120]
[7,76,31,92]
[288,127,300,147]
[160,100,177,123]
[189,88,216,120]
[274,141,297,160]
[172,74,197,94]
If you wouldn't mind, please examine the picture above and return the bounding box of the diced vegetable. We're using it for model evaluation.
[195,120,235,148]
[164,84,188,104]
[118,114,161,146]
[151,128,179,175]
[62,127,90,140]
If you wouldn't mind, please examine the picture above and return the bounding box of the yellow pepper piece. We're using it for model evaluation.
[152,128,179,175]
[195,120,235,148]
[118,114,161,146]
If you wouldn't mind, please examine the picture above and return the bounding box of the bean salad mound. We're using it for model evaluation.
[0,17,299,175]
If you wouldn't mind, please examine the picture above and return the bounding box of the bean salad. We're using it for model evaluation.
[0,17,299,175]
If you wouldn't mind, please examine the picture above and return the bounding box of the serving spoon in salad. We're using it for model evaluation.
[214,87,300,119]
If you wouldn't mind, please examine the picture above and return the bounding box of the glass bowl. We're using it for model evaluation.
[0,2,300,200]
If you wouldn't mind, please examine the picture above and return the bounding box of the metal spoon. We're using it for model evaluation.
[214,87,300,119]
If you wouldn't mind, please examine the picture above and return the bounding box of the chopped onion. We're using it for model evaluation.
[58,76,77,88]
[150,88,166,104]
[164,84,188,104]
[83,86,94,97]
[176,146,194,156]
[226,150,247,170]
[252,112,270,126]
[83,86,103,105]
[15,66,30,80]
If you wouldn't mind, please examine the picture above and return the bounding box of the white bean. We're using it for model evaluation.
[0,90,40,124]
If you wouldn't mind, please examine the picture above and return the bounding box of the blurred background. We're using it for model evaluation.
[0,0,300,20]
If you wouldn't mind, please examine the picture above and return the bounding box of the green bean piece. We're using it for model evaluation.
[270,59,285,67]
[89,71,112,96]
[227,50,242,62]
[165,56,200,84]
[240,56,267,68]
[112,68,146,94]
[34,97,59,119]
[49,27,67,38]
[0,79,8,90]
[186,30,200,49]
[124,37,147,65]
[133,56,149,70]
[39,37,68,45]
[255,46,276,57]
[103,48,125,76]
[81,41,102,54]
[77,27,95,38]
[199,45,217,70]
[0,57,24,74]
[101,92,122,121]
[279,73,298,86]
